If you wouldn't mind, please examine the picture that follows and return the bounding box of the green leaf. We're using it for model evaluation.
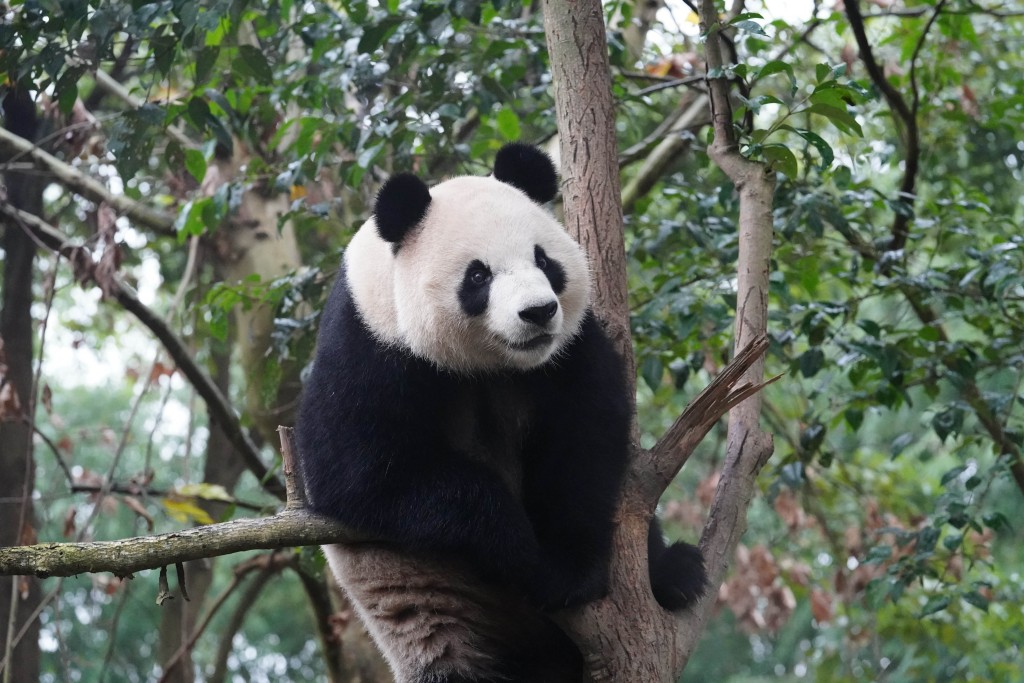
[806,103,863,137]
[799,348,825,378]
[890,432,914,457]
[495,108,521,141]
[962,590,990,611]
[184,148,207,184]
[761,143,798,178]
[235,45,273,85]
[732,20,766,35]
[757,59,796,90]
[815,63,831,83]
[864,545,891,564]
[194,46,219,85]
[799,423,826,453]
[783,126,834,169]
[641,356,663,393]
[357,18,402,53]
[932,407,964,442]
[940,465,966,486]
[919,595,951,617]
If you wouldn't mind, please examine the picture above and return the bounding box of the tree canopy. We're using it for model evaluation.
[0,0,1022,681]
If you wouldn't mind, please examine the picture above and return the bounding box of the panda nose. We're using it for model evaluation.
[519,301,558,326]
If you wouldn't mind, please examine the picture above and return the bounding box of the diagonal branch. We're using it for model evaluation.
[0,202,284,497]
[0,126,174,233]
[635,336,779,501]
[845,0,946,256]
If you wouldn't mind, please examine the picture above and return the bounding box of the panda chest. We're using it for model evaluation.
[444,382,533,496]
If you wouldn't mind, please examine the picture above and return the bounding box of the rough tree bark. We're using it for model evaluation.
[0,87,43,683]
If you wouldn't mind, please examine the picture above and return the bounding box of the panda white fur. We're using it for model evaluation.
[297,143,706,683]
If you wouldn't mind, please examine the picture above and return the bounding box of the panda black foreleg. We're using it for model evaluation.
[647,518,708,611]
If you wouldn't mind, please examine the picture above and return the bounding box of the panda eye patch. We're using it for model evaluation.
[534,245,566,295]
[535,248,548,270]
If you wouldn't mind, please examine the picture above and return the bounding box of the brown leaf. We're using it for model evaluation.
[149,362,176,383]
[811,588,832,623]
[19,521,37,546]
[0,379,21,421]
[41,383,52,415]
[960,84,980,118]
[62,506,77,538]
[773,489,809,532]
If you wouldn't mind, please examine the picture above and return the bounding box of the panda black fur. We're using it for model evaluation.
[296,143,707,683]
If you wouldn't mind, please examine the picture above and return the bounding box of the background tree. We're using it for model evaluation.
[1,0,1022,682]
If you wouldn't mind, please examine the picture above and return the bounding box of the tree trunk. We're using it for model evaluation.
[158,342,247,683]
[0,87,43,683]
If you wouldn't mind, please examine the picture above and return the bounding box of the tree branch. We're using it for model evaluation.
[0,428,323,579]
[668,0,778,673]
[0,508,350,579]
[0,126,174,233]
[635,336,779,502]
[845,0,927,256]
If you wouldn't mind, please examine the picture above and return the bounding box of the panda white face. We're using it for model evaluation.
[344,150,591,374]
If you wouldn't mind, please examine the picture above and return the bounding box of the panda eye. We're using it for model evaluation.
[465,262,492,287]
[535,247,549,270]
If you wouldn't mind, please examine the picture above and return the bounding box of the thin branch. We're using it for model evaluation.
[621,93,710,213]
[68,484,269,514]
[93,70,195,149]
[827,205,1024,495]
[845,0,921,256]
[0,204,284,498]
[159,553,287,683]
[668,0,778,674]
[0,126,174,232]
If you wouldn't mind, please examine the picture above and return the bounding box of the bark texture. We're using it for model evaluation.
[0,87,43,683]
[542,1,676,679]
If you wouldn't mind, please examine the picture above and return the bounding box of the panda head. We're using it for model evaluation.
[345,143,591,373]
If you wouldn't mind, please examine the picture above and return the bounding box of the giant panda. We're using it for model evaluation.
[296,143,707,683]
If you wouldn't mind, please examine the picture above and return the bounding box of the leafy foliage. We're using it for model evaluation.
[1,0,1022,681]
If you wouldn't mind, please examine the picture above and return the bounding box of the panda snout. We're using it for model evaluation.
[519,301,558,326]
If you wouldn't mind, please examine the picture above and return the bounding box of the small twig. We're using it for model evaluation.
[69,483,268,513]
[27,423,74,487]
[278,426,306,509]
[96,579,132,682]
[159,553,287,683]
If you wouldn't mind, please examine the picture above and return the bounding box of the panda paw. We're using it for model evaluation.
[650,541,708,611]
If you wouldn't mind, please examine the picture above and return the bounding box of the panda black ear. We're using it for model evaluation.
[493,142,558,204]
[374,173,432,245]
